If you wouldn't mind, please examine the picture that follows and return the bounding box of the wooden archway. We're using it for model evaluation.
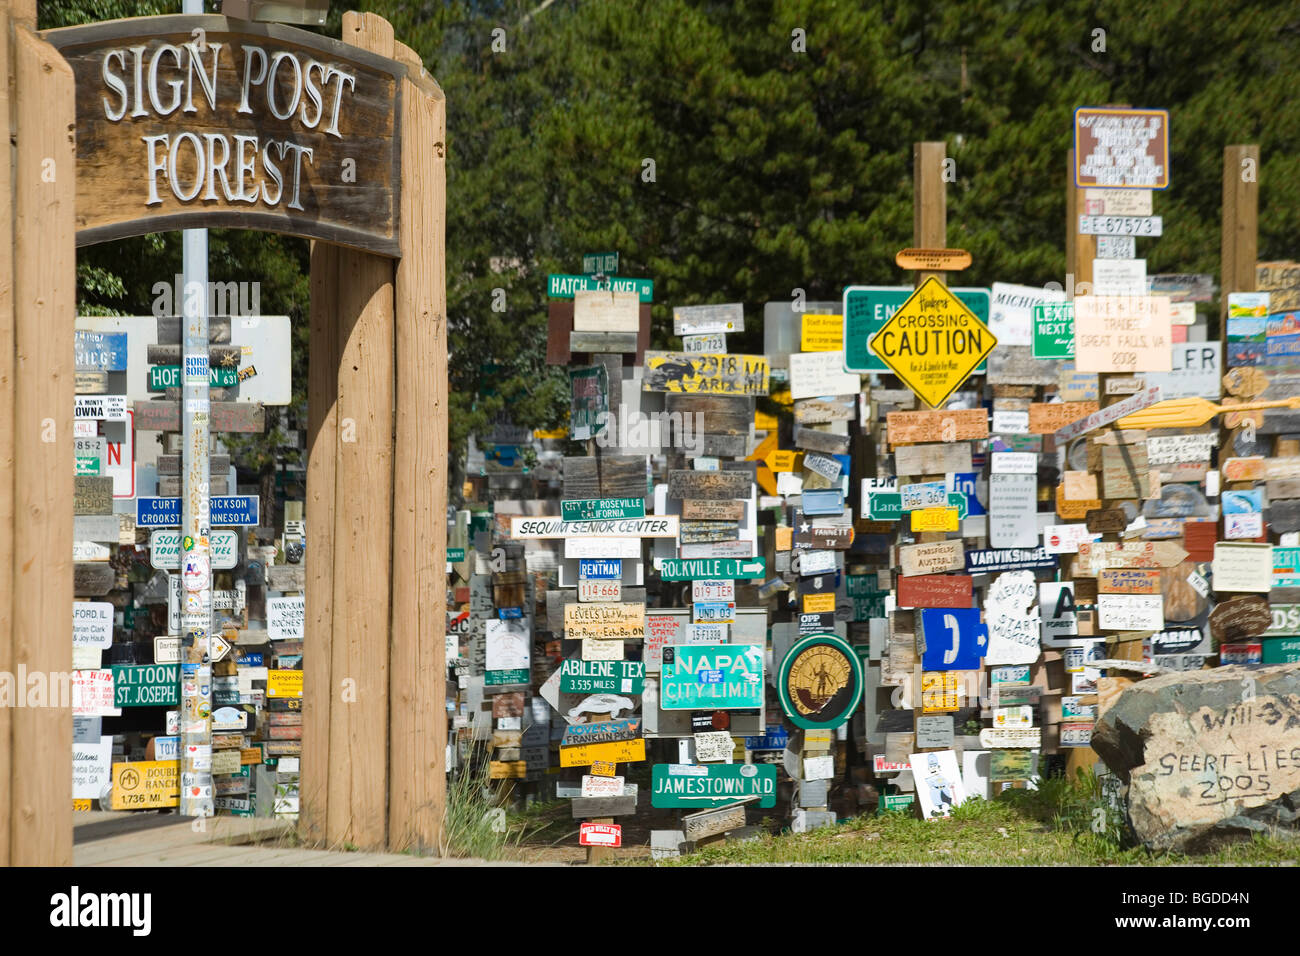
[0,4,446,863]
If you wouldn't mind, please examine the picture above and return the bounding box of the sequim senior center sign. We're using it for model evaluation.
[46,15,403,255]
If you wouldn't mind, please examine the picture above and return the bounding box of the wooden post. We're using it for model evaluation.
[388,40,448,854]
[909,142,946,780]
[1221,145,1259,321]
[913,142,947,286]
[321,8,398,852]
[9,20,76,865]
[0,4,16,869]
[301,238,339,845]
[1066,148,1095,295]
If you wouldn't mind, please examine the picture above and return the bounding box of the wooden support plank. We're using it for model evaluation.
[328,9,396,852]
[913,142,947,286]
[0,5,14,868]
[11,23,75,866]
[301,235,338,848]
[1067,147,1095,294]
[388,40,447,854]
[1221,145,1259,320]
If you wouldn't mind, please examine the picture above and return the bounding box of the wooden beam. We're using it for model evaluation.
[1221,144,1259,320]
[0,5,15,868]
[1067,147,1095,294]
[300,238,338,846]
[912,142,947,286]
[388,41,448,854]
[329,9,396,852]
[11,23,75,865]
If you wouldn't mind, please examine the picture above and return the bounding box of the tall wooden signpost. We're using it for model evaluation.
[0,6,447,862]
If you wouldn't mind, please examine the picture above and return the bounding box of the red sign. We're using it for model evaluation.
[579,822,622,847]
[1183,521,1217,563]
[896,574,974,610]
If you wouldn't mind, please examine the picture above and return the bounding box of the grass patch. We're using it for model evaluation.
[634,771,1300,866]
[439,745,544,860]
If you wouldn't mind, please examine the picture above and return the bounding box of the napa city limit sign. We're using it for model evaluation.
[866,277,997,408]
[46,15,403,255]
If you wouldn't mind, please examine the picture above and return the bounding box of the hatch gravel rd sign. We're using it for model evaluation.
[867,277,997,408]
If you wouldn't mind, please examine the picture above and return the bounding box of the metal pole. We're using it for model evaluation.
[179,225,213,817]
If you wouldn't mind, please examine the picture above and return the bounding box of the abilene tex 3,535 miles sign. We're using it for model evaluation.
[865,277,997,408]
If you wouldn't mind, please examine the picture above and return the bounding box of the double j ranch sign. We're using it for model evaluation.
[46,15,402,255]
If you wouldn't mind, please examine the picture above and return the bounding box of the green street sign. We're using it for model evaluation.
[1033,302,1075,359]
[561,498,645,522]
[879,792,915,814]
[447,547,466,562]
[149,365,239,391]
[75,456,100,476]
[657,557,766,580]
[660,644,764,710]
[1262,636,1300,664]
[112,664,179,708]
[651,762,777,809]
[842,285,992,374]
[866,492,902,521]
[547,273,653,302]
[853,595,887,622]
[559,659,645,695]
[948,492,968,519]
[486,668,528,686]
[582,251,619,276]
[846,574,885,597]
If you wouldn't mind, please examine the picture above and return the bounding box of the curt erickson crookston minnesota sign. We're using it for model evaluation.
[46,15,403,255]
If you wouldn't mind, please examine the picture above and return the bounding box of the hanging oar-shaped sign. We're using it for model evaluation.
[1117,396,1300,430]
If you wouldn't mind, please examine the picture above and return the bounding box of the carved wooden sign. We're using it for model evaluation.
[47,16,403,255]
[886,408,987,445]
[667,469,750,500]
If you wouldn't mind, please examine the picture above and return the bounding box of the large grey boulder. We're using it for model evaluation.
[1092,664,1300,853]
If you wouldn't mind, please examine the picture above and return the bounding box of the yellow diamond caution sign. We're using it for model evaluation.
[868,276,997,408]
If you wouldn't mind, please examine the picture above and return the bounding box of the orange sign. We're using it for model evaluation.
[895,248,973,271]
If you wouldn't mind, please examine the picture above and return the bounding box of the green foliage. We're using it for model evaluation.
[40,0,1300,480]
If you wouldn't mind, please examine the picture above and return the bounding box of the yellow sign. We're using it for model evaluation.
[868,276,996,408]
[910,507,959,532]
[72,799,93,811]
[765,449,801,472]
[755,410,779,431]
[802,592,836,614]
[534,426,568,440]
[489,760,527,779]
[800,314,844,352]
[643,352,770,396]
[921,671,960,713]
[267,670,303,698]
[591,760,617,777]
[774,526,793,552]
[111,760,179,809]
[558,737,647,768]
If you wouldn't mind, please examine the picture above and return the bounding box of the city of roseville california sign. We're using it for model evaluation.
[46,15,403,255]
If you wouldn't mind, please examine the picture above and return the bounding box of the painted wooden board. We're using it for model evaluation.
[893,443,972,476]
[792,425,849,454]
[73,476,114,515]
[887,409,987,445]
[664,393,753,436]
[133,401,265,433]
[562,455,646,500]
[49,15,401,254]
[564,602,646,639]
[899,540,965,577]
[681,499,746,521]
[643,352,769,396]
[667,469,751,500]
[570,330,638,353]
[1028,402,1099,435]
[573,289,640,332]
